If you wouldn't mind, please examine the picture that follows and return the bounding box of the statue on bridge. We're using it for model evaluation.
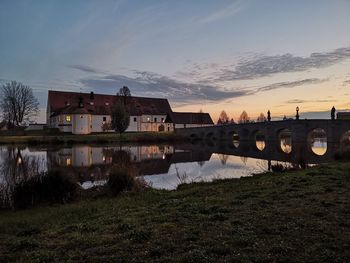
[331,106,336,120]
[267,110,271,122]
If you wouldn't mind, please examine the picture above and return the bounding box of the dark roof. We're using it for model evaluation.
[48,90,173,116]
[166,112,214,125]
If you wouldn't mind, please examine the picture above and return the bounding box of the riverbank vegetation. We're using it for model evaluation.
[0,162,349,262]
[0,131,183,145]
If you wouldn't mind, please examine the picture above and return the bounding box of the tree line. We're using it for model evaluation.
[217,110,267,124]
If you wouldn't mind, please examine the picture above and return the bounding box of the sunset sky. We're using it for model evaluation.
[1,0,350,122]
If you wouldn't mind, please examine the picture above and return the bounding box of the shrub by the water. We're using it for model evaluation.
[12,170,78,209]
[108,166,134,195]
[107,165,147,196]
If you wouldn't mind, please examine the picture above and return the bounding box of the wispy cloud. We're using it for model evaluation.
[74,65,328,104]
[253,78,328,93]
[215,47,350,81]
[285,98,336,104]
[78,70,246,103]
[70,65,103,74]
[195,1,244,25]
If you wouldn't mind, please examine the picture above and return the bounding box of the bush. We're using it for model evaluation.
[107,165,147,196]
[12,170,78,209]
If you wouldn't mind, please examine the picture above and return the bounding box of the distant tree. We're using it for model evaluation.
[238,110,250,123]
[0,81,39,127]
[111,102,130,137]
[230,118,235,123]
[257,112,267,122]
[218,110,229,124]
[117,86,131,97]
[117,86,131,106]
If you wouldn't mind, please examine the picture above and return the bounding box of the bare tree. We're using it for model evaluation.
[117,86,131,97]
[257,112,267,122]
[0,81,39,127]
[218,110,229,124]
[238,110,250,123]
[117,86,131,106]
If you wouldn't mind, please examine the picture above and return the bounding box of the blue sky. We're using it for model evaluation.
[1,0,350,122]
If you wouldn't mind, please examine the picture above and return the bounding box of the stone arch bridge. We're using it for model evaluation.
[176,120,350,163]
[177,120,350,144]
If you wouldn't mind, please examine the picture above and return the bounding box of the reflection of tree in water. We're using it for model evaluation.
[240,156,248,165]
[218,154,229,165]
[0,147,73,209]
[197,161,205,167]
[102,148,147,195]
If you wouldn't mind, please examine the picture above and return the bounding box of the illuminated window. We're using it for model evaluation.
[147,117,150,122]
[66,115,71,122]
[66,158,71,166]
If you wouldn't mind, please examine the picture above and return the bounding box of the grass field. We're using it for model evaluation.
[0,162,349,262]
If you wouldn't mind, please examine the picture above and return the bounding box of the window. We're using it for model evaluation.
[161,117,164,122]
[154,117,157,122]
[147,117,150,122]
[134,117,137,122]
[103,117,106,121]
[80,115,84,118]
[66,115,71,122]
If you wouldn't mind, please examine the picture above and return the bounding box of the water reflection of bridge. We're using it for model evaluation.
[181,140,337,165]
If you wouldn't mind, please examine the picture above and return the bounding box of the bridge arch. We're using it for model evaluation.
[276,128,292,154]
[340,130,350,146]
[228,130,240,148]
[250,129,266,151]
[307,128,327,156]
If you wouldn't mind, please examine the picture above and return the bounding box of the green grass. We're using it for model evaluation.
[0,163,349,262]
[0,132,184,145]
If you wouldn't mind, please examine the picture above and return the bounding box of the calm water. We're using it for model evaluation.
[0,137,334,208]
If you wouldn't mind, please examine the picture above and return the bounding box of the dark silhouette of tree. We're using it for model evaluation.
[230,118,235,123]
[0,81,39,127]
[257,112,267,122]
[117,86,131,97]
[238,111,250,123]
[111,102,130,137]
[218,110,229,124]
[117,86,131,106]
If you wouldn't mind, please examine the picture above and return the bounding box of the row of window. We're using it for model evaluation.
[140,117,164,122]
[62,115,164,123]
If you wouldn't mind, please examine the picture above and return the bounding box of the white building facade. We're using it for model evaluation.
[47,90,212,134]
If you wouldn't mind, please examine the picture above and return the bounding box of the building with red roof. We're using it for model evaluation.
[47,90,213,134]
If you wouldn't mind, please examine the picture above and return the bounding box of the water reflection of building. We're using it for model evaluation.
[47,145,212,188]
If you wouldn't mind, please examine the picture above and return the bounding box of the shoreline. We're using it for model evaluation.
[0,132,185,145]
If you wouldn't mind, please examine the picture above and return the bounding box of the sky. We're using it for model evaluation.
[1,0,350,123]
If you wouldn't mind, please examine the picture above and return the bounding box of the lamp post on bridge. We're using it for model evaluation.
[296,106,300,120]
